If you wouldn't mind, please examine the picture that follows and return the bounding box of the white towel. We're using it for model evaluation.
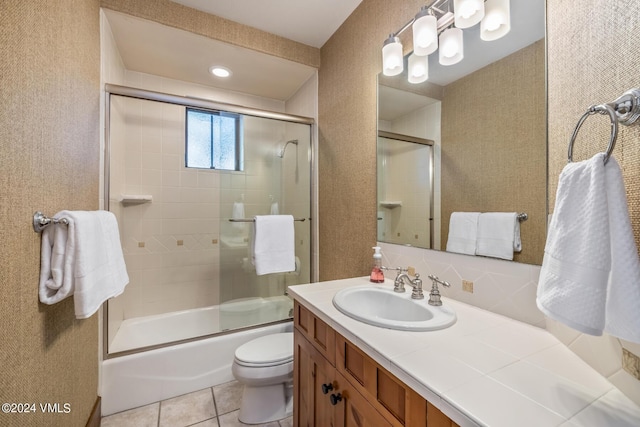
[476,212,521,260]
[232,202,245,231]
[251,215,295,276]
[446,212,480,255]
[270,202,279,215]
[537,153,640,342]
[39,210,129,319]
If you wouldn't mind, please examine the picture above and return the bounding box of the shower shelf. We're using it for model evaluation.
[379,201,402,208]
[119,195,153,205]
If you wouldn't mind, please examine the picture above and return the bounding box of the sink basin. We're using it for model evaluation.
[332,285,456,331]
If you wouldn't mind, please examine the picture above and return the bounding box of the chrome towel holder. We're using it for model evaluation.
[33,211,69,233]
[568,88,640,165]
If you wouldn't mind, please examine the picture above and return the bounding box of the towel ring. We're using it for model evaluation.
[568,103,618,165]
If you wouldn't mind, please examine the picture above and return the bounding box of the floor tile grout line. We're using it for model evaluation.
[210,386,220,427]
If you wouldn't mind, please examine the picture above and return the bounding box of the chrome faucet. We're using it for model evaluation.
[427,275,450,306]
[384,267,424,300]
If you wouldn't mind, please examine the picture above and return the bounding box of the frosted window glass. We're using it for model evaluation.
[186,109,241,170]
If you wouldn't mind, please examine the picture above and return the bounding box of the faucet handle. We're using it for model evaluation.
[428,274,450,287]
[410,273,424,300]
[427,275,449,306]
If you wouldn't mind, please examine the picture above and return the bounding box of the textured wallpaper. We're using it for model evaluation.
[441,40,547,265]
[546,0,640,406]
[0,1,101,426]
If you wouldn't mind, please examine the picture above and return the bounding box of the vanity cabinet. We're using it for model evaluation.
[294,301,459,427]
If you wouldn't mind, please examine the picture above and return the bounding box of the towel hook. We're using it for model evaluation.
[568,88,640,165]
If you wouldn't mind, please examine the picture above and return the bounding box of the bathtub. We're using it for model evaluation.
[101,296,293,416]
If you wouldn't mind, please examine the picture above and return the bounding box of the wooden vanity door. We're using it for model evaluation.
[333,371,392,427]
[294,328,335,427]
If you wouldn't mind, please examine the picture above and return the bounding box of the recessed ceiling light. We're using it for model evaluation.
[209,66,231,78]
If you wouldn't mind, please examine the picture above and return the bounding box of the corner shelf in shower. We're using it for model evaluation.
[119,195,153,205]
[379,201,402,209]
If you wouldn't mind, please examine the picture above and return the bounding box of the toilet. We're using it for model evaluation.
[231,332,294,424]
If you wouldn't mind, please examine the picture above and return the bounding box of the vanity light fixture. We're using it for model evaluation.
[481,0,510,41]
[209,66,232,78]
[382,35,404,76]
[382,0,511,82]
[408,53,429,83]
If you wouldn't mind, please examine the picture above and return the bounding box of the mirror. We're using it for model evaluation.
[377,0,546,265]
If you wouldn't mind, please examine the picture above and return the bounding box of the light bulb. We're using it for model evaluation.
[439,28,463,66]
[412,9,438,56]
[481,0,510,41]
[408,53,428,84]
[382,35,404,76]
[454,0,484,29]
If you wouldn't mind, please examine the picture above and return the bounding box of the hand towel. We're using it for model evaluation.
[446,212,480,255]
[251,215,295,275]
[232,202,245,230]
[270,201,279,215]
[537,153,640,342]
[38,210,129,319]
[476,212,521,260]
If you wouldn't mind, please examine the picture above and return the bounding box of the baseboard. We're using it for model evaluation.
[85,396,101,427]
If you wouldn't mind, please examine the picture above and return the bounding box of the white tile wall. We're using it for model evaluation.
[378,102,442,249]
[104,70,315,336]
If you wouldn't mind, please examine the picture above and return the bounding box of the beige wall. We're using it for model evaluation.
[0,1,101,426]
[100,0,320,68]
[319,0,427,280]
[546,0,640,405]
[441,40,547,265]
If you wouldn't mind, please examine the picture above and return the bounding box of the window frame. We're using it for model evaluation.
[185,107,243,171]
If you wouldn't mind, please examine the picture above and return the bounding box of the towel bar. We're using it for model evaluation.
[33,211,69,233]
[517,213,528,222]
[229,218,308,223]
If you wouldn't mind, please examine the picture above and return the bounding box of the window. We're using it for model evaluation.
[186,108,242,170]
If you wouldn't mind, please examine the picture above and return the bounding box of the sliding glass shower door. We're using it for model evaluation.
[218,116,311,331]
[105,88,312,355]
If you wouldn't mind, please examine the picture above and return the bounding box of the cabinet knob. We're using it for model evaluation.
[321,383,334,394]
[330,393,343,406]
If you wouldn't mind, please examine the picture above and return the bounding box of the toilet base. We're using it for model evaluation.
[238,381,293,425]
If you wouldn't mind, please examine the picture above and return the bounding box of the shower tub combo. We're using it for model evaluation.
[101,84,313,415]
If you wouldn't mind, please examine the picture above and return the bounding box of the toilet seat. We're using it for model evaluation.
[234,332,293,368]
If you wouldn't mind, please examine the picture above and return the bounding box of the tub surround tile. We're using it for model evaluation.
[159,388,216,427]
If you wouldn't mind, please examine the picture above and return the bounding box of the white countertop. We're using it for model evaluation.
[288,277,640,427]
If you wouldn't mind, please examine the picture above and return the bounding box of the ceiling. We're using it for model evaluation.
[104,9,317,101]
[169,0,364,48]
[105,0,544,103]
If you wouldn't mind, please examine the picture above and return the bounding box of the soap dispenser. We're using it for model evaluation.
[370,246,384,283]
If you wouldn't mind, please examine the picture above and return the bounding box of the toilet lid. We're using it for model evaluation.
[235,332,293,366]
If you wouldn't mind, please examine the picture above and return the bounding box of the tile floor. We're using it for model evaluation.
[101,380,293,427]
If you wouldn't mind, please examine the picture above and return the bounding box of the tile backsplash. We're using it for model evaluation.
[379,242,544,327]
[379,242,640,407]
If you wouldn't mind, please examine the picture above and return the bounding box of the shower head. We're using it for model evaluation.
[277,139,298,158]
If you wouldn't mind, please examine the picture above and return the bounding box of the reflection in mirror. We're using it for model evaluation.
[377,0,546,265]
[377,131,434,248]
